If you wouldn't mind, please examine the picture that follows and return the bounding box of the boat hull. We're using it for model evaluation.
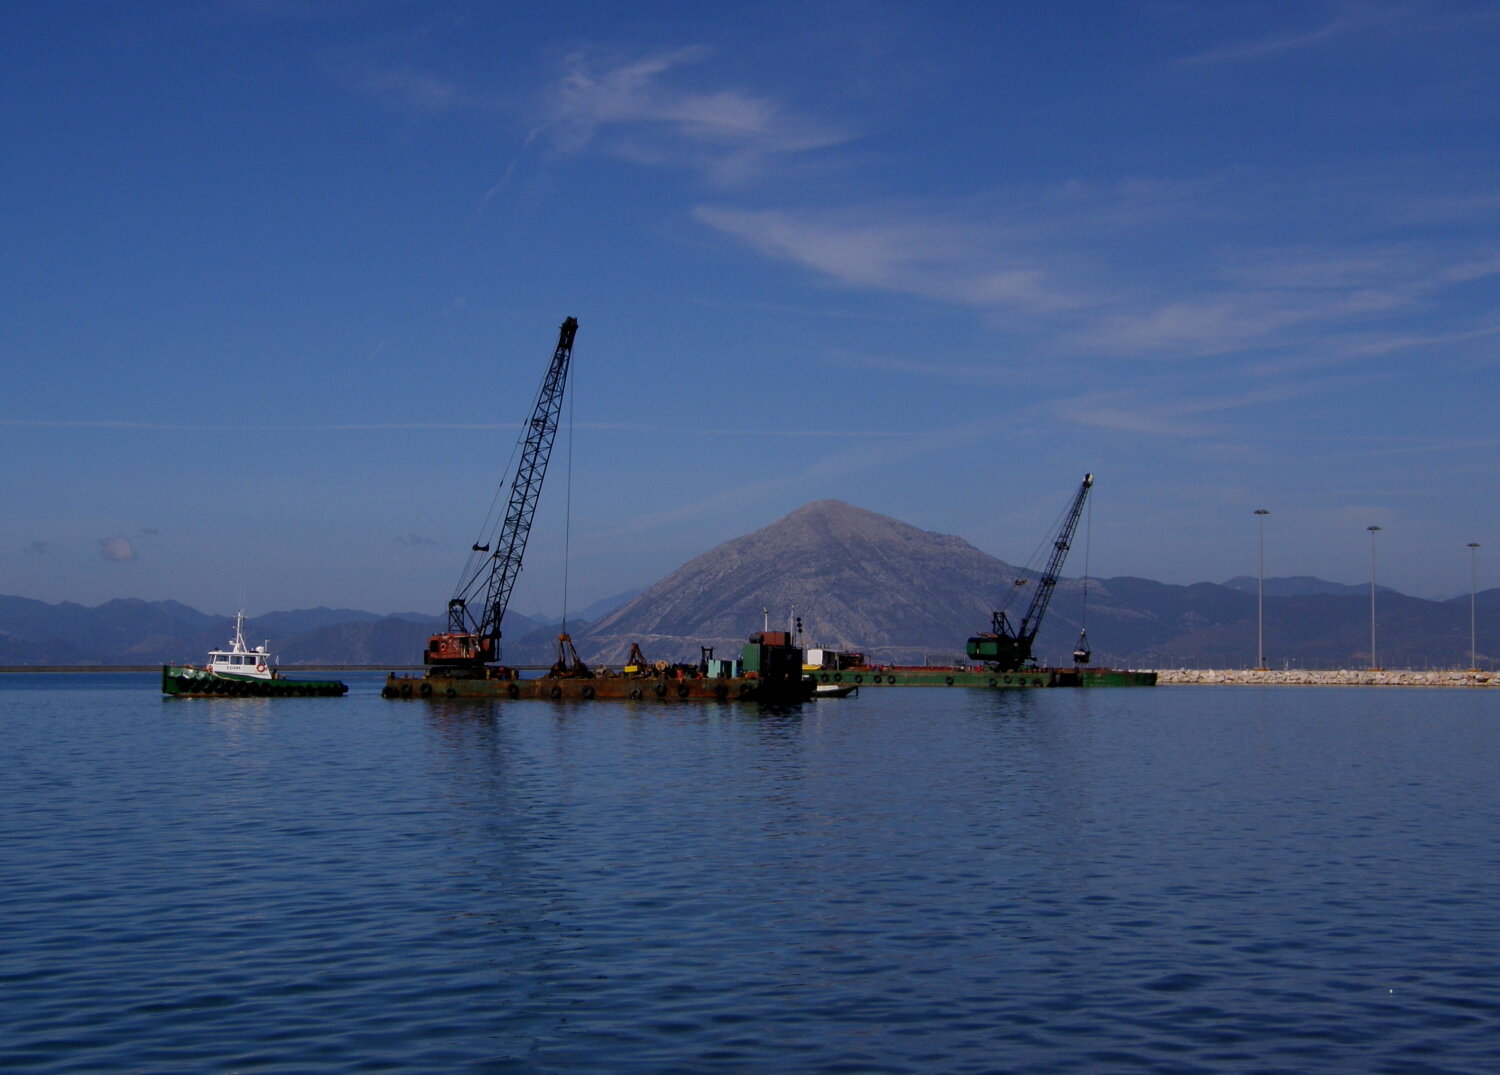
[383,671,812,703]
[814,683,860,698]
[806,666,1157,689]
[162,665,349,698]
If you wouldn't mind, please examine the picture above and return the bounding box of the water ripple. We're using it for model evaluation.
[4,677,1500,1071]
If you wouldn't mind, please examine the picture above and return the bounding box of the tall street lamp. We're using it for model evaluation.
[1367,526,1382,670]
[1255,509,1270,669]
[1469,542,1481,672]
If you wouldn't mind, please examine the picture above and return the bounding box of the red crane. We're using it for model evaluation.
[423,317,578,674]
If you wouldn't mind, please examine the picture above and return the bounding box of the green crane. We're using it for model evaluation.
[967,473,1092,671]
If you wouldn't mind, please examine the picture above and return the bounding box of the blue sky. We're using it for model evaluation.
[3,0,1498,618]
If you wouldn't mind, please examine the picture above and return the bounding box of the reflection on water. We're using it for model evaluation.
[3,678,1499,1072]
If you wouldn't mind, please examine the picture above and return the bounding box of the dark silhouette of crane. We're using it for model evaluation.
[967,473,1092,671]
[423,317,578,674]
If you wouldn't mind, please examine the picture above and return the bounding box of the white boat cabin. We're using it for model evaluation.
[207,611,276,679]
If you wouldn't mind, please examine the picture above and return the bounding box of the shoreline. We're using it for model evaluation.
[1156,668,1496,687]
[3,666,1494,688]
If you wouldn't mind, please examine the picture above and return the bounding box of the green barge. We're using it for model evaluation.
[795,472,1155,691]
[796,471,1152,690]
[805,663,1157,689]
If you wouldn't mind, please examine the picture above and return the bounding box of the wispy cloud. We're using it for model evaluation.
[0,419,520,431]
[346,64,474,114]
[1069,300,1276,357]
[693,204,1094,314]
[694,176,1500,369]
[1059,378,1325,437]
[1072,237,1500,360]
[1304,322,1500,367]
[331,37,850,184]
[326,28,499,118]
[576,411,931,436]
[0,418,916,438]
[23,540,51,555]
[534,46,852,183]
[1173,3,1435,66]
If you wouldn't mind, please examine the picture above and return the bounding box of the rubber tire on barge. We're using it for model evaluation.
[382,674,812,703]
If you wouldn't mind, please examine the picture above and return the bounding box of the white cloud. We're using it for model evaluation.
[350,65,470,114]
[1062,296,1327,358]
[695,177,1500,369]
[1059,377,1322,437]
[693,205,1090,314]
[535,47,851,182]
[99,537,137,562]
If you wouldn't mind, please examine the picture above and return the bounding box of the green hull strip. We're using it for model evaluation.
[807,667,1157,689]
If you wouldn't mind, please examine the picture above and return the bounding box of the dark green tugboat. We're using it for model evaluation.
[161,611,348,698]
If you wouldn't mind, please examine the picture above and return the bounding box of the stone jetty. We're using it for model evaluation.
[1156,668,1495,687]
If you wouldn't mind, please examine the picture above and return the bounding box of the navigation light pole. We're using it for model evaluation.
[1367,526,1382,671]
[1255,509,1270,670]
[1469,542,1481,672]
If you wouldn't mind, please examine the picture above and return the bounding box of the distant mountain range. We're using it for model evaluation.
[1220,575,1385,598]
[3,500,1494,669]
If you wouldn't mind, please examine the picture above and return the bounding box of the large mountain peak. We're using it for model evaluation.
[579,500,1014,663]
[722,498,980,561]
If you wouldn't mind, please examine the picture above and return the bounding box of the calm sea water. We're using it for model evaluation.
[3,673,1498,1073]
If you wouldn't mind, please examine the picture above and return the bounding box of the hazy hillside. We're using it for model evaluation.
[1221,575,1381,598]
[3,501,1496,669]
[0,599,539,667]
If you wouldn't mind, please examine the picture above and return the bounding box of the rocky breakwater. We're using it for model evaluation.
[1157,668,1496,687]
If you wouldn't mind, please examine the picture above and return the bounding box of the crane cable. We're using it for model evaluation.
[561,349,575,634]
[453,430,524,607]
[997,490,1078,618]
[1080,492,1092,635]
